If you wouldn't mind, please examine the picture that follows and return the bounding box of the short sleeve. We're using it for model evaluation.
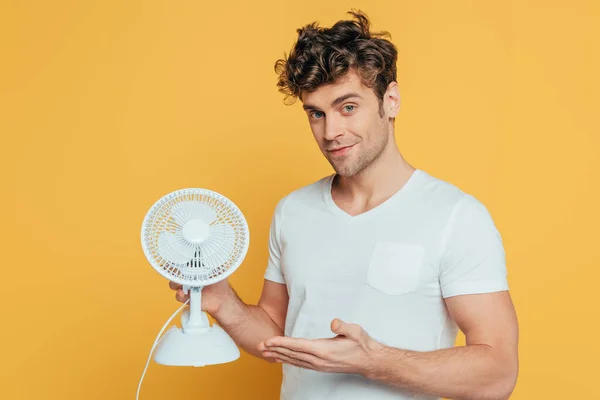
[439,194,509,298]
[263,197,287,284]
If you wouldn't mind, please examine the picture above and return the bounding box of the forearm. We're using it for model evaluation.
[364,344,517,400]
[211,288,283,359]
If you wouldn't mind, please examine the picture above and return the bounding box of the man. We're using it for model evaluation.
[170,10,518,400]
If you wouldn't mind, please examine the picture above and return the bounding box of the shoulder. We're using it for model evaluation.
[415,169,492,216]
[416,169,466,206]
[272,174,332,217]
[418,172,503,258]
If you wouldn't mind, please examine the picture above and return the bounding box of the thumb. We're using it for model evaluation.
[331,318,363,340]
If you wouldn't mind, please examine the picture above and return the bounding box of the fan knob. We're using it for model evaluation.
[182,219,211,244]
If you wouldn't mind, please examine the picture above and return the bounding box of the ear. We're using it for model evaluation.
[384,81,401,119]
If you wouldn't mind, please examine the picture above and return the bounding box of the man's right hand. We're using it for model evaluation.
[169,278,289,360]
[168,279,232,316]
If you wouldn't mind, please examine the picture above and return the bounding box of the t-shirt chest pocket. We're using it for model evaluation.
[366,242,425,295]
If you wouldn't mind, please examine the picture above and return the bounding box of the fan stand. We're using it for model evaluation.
[153,286,240,367]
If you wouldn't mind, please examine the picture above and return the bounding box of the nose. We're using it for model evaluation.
[324,114,344,141]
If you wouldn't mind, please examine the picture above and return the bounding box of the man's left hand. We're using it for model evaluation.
[258,318,382,376]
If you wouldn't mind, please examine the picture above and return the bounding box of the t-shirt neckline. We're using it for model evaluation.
[323,169,423,220]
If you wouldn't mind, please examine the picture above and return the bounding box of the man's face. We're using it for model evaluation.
[301,69,398,177]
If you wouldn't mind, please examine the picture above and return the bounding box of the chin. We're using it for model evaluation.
[331,163,360,177]
[328,152,368,177]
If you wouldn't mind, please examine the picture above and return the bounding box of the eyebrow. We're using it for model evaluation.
[302,93,363,111]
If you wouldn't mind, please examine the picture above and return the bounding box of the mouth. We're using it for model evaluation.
[327,144,356,157]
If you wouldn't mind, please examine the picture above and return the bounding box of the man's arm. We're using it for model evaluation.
[260,290,518,400]
[364,291,519,400]
[172,279,288,360]
[213,279,289,359]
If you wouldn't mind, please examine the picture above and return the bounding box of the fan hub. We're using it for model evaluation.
[182,219,211,244]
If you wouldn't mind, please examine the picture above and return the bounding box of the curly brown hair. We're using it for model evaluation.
[274,10,398,116]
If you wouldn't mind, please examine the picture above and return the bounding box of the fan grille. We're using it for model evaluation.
[141,189,249,286]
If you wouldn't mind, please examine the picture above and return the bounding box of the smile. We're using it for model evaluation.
[328,144,356,157]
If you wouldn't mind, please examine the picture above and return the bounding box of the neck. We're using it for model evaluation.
[333,140,415,205]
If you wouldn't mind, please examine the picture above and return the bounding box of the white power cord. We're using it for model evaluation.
[136,299,190,400]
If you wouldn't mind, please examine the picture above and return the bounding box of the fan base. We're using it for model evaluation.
[153,324,240,367]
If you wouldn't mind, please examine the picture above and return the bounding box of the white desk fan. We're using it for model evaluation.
[137,188,249,398]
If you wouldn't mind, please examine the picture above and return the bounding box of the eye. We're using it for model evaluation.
[311,111,324,119]
[343,105,356,113]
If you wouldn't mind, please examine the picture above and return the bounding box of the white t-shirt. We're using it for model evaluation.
[264,169,509,400]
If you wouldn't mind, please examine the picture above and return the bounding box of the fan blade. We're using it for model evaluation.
[200,223,236,271]
[157,232,197,265]
[209,222,236,243]
[170,201,218,226]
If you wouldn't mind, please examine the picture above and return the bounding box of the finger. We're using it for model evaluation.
[266,337,319,354]
[169,281,182,290]
[264,346,322,365]
[268,352,314,370]
[331,318,365,341]
[175,289,189,302]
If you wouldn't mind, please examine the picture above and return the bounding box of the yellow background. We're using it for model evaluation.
[1,1,598,399]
